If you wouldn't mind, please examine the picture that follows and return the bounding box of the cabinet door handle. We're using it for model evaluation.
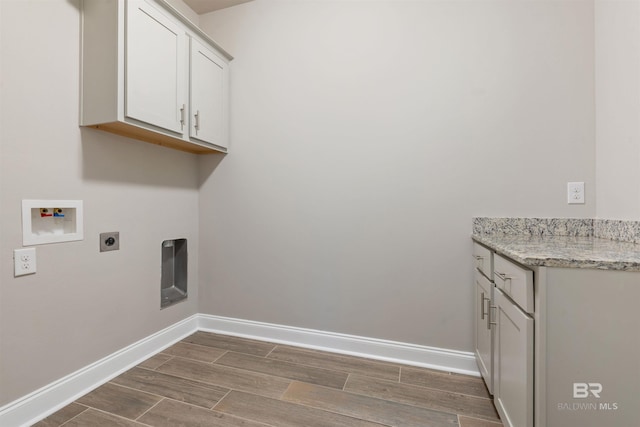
[480,291,485,320]
[489,305,497,327]
[194,110,200,132]
[180,104,185,129]
[484,296,491,327]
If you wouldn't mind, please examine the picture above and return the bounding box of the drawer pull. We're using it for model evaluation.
[484,296,491,329]
[495,271,511,281]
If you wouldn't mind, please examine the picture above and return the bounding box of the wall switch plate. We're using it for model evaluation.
[14,248,36,276]
[100,232,119,252]
[568,182,585,204]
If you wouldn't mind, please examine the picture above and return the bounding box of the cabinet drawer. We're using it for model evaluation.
[473,242,493,280]
[494,254,533,313]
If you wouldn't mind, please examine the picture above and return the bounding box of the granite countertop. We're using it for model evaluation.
[472,233,640,272]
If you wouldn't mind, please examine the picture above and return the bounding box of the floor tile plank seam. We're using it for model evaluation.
[126,359,298,406]
[396,381,494,401]
[399,368,487,386]
[211,407,280,427]
[57,405,89,427]
[168,341,232,363]
[162,348,230,365]
[106,380,183,404]
[108,369,235,410]
[184,334,278,357]
[170,340,233,354]
[212,351,352,389]
[262,351,401,382]
[210,389,234,410]
[342,378,498,421]
[159,355,298,391]
[348,373,495,403]
[267,392,397,427]
[265,345,402,379]
[263,344,401,377]
[261,357,360,378]
[222,389,395,427]
[149,354,175,371]
[209,349,229,364]
[399,369,491,398]
[284,379,459,423]
[145,394,279,427]
[134,397,167,423]
[264,344,279,359]
[211,391,284,427]
[399,367,460,383]
[68,406,153,427]
[342,373,351,391]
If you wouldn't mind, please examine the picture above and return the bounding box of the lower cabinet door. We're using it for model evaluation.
[494,287,534,427]
[474,270,494,394]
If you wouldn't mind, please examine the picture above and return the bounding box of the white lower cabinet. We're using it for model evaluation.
[474,270,494,394]
[473,240,640,427]
[494,287,534,427]
[473,243,534,427]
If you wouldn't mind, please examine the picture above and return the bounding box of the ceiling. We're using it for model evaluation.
[182,0,254,14]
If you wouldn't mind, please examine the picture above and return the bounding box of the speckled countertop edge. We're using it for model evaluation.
[472,233,640,272]
[472,217,640,271]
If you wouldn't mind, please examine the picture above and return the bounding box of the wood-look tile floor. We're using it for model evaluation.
[34,332,504,427]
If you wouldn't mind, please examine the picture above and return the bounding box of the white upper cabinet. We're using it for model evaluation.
[126,0,187,135]
[80,0,232,154]
[190,38,229,149]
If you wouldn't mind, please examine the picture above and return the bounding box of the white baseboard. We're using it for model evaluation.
[0,315,199,427]
[197,314,479,376]
[0,313,478,427]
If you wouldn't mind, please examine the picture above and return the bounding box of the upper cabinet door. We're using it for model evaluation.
[190,38,228,149]
[126,0,186,135]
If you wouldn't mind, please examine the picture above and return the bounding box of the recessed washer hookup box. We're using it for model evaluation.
[22,200,83,246]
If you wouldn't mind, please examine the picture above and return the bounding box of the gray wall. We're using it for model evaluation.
[0,0,200,405]
[197,0,596,352]
[595,0,640,220]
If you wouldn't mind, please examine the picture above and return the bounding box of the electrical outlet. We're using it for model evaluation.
[14,248,36,276]
[568,182,585,204]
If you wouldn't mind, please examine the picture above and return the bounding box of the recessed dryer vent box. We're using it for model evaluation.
[161,238,187,308]
[22,200,84,246]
